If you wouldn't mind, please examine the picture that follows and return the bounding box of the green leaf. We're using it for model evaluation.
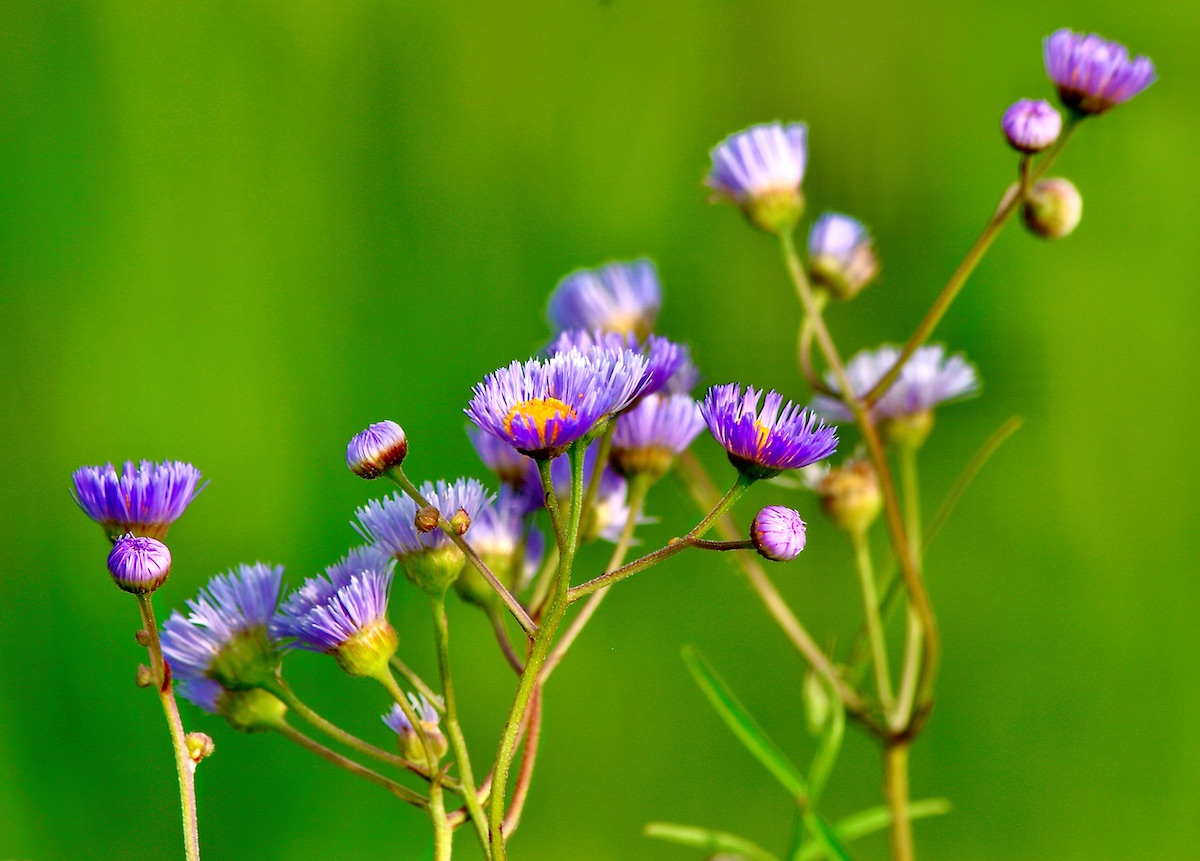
[793,799,952,861]
[806,675,846,804]
[682,645,808,800]
[644,822,782,861]
[805,813,853,861]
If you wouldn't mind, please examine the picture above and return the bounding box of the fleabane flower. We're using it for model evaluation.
[808,212,880,300]
[546,258,662,339]
[707,122,808,234]
[548,329,686,402]
[72,460,206,541]
[383,694,448,768]
[466,348,649,459]
[1043,29,1156,115]
[107,534,172,594]
[611,393,706,479]
[160,562,285,692]
[751,507,808,562]
[355,479,493,596]
[811,345,979,447]
[701,384,839,481]
[272,550,397,678]
[346,421,408,479]
[454,488,545,607]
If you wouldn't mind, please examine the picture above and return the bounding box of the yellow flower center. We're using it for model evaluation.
[504,397,577,448]
[754,420,773,453]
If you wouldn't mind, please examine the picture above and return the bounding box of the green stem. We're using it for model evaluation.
[567,475,751,602]
[136,594,200,861]
[372,667,445,790]
[431,594,492,858]
[430,779,453,861]
[884,741,914,861]
[389,655,445,714]
[850,529,894,713]
[501,688,542,838]
[489,606,526,674]
[272,719,427,807]
[893,445,924,729]
[578,423,615,539]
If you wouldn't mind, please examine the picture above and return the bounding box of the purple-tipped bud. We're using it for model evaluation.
[808,212,880,301]
[1023,177,1082,239]
[347,421,408,479]
[1044,29,1156,116]
[107,534,172,594]
[1002,99,1062,154]
[751,507,807,562]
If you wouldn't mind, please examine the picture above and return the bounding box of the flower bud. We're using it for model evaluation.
[384,696,449,771]
[185,732,215,764]
[750,506,807,562]
[449,508,471,535]
[817,460,882,535]
[346,421,408,479]
[107,534,172,594]
[808,212,880,301]
[1022,177,1082,239]
[135,664,155,687]
[134,629,152,646]
[1002,99,1062,154]
[414,506,440,534]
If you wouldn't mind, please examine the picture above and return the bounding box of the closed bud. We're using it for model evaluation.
[346,421,408,479]
[1002,99,1062,153]
[750,506,807,562]
[185,732,215,764]
[818,460,882,535]
[414,506,440,534]
[134,629,152,647]
[135,664,155,688]
[107,534,172,594]
[1023,177,1082,239]
[449,508,471,536]
[802,669,832,736]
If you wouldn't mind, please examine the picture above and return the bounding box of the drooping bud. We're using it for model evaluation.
[1023,177,1082,239]
[107,534,172,594]
[817,460,882,535]
[808,212,880,301]
[346,421,408,479]
[383,696,449,771]
[1002,99,1062,153]
[185,732,215,764]
[750,506,808,562]
[414,506,440,534]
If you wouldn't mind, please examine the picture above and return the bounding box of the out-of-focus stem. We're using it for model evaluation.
[489,607,526,674]
[851,529,894,713]
[885,741,915,861]
[893,445,924,729]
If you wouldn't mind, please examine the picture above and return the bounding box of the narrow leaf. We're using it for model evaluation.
[806,675,845,804]
[794,799,952,861]
[682,646,808,800]
[805,813,852,861]
[644,822,781,861]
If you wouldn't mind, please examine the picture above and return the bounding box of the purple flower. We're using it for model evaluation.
[1002,99,1063,153]
[707,122,808,233]
[701,384,839,480]
[356,479,493,560]
[161,563,284,691]
[468,425,536,488]
[466,348,649,459]
[272,553,397,676]
[662,352,702,395]
[107,534,172,593]
[177,676,225,714]
[1044,29,1156,115]
[751,507,807,562]
[547,259,662,339]
[611,393,706,478]
[72,460,206,541]
[808,212,880,300]
[383,694,441,735]
[811,345,979,423]
[346,421,408,479]
[548,329,686,401]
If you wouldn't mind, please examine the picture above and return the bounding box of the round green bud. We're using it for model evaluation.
[333,619,399,678]
[817,460,883,536]
[399,546,467,598]
[218,688,288,733]
[1023,177,1082,239]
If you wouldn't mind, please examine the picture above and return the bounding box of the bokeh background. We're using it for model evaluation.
[1,1,1196,859]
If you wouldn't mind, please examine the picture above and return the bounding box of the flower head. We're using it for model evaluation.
[707,122,808,233]
[466,348,648,459]
[1001,99,1062,153]
[701,385,838,481]
[383,694,449,767]
[751,507,808,562]
[346,421,408,479]
[548,329,686,401]
[1044,29,1156,115]
[161,563,285,691]
[547,259,663,339]
[72,460,206,541]
[107,534,172,593]
[808,212,880,300]
[611,393,706,479]
[272,552,397,676]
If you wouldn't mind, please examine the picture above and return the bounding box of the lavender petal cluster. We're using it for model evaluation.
[1001,99,1062,153]
[548,329,686,401]
[811,345,979,423]
[611,393,706,478]
[72,460,206,540]
[808,212,880,299]
[701,384,838,480]
[356,479,493,560]
[1043,28,1156,115]
[547,258,663,339]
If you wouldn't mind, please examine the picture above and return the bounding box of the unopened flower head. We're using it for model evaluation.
[356,479,493,596]
[811,345,979,440]
[107,534,172,593]
[272,552,397,677]
[454,488,545,606]
[817,459,883,535]
[466,348,648,459]
[383,694,449,767]
[707,122,808,234]
[751,506,807,562]
[808,212,880,300]
[1002,99,1062,153]
[1023,177,1083,239]
[547,258,663,339]
[701,384,839,480]
[346,421,408,479]
[611,393,706,479]
[1043,29,1156,115]
[160,562,285,691]
[72,460,205,541]
[548,329,686,401]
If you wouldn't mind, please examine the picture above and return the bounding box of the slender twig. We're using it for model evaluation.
[489,607,526,674]
[501,687,543,838]
[389,655,445,714]
[884,741,914,861]
[851,528,894,713]
[892,445,924,730]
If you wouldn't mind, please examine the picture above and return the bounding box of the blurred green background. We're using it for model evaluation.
[1,1,1196,859]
